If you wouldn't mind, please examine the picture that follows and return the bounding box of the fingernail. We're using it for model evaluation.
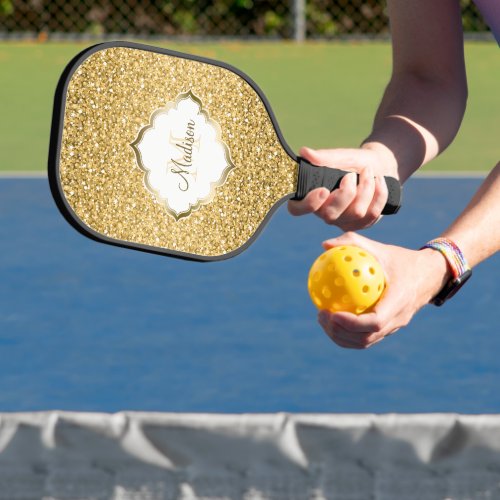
[319,188,329,201]
[322,239,335,249]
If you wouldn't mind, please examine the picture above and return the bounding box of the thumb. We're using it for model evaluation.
[322,231,368,250]
[300,146,340,166]
[299,146,323,164]
[299,147,366,170]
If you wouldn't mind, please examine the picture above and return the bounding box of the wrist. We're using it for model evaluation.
[361,141,399,178]
[417,248,453,304]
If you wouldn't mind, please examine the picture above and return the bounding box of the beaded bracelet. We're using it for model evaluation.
[421,238,470,278]
[421,238,472,306]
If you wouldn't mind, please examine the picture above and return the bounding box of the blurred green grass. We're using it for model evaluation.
[0,41,497,172]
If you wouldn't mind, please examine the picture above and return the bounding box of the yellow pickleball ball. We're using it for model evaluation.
[308,245,385,314]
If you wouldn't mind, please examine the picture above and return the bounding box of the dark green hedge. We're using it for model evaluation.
[0,0,490,37]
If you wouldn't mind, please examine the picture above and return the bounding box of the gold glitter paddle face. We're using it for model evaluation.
[49,41,401,261]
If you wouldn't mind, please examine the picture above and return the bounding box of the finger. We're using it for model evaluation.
[332,293,401,339]
[319,309,392,349]
[342,165,376,221]
[364,335,386,348]
[315,172,357,224]
[364,174,389,223]
[321,323,365,349]
[330,316,391,349]
[330,325,371,348]
[330,311,385,335]
[385,328,400,337]
[367,288,412,335]
[328,168,385,231]
[288,188,330,216]
[323,170,391,231]
[328,326,381,349]
[330,336,365,349]
[319,311,372,349]
[360,328,398,348]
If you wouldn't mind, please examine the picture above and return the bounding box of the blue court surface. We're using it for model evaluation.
[0,176,498,413]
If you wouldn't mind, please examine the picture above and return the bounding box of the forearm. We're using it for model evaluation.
[441,162,500,267]
[361,0,467,183]
[418,162,500,303]
[363,73,467,182]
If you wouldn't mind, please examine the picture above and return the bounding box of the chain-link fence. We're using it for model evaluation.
[0,0,491,40]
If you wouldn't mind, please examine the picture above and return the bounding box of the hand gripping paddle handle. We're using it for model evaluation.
[293,157,402,215]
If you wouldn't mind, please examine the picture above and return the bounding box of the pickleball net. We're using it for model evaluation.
[1,412,500,499]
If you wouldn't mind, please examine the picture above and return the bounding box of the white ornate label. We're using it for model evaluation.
[131,91,235,220]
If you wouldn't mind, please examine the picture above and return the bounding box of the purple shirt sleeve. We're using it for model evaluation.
[473,0,500,45]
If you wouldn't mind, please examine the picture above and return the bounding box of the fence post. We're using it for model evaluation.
[293,0,306,42]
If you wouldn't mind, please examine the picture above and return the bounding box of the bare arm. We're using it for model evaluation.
[364,0,468,181]
[442,162,500,267]
[289,0,468,227]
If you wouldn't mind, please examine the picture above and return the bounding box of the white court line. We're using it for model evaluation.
[0,171,47,178]
[414,170,487,178]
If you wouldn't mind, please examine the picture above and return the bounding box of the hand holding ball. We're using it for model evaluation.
[308,245,385,314]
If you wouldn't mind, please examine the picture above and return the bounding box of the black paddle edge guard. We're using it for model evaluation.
[293,157,402,215]
[47,41,296,262]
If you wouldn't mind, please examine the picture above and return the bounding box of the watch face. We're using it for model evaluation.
[432,269,472,306]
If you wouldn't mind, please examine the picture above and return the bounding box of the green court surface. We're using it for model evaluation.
[0,41,497,173]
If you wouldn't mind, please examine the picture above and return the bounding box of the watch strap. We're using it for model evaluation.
[421,238,472,306]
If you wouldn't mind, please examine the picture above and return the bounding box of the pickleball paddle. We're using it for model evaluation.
[48,41,401,261]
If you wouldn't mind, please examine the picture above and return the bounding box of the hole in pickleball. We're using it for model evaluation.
[334,277,344,287]
[313,271,321,282]
[344,256,352,262]
[313,294,322,307]
[327,264,335,272]
[342,295,351,304]
[333,303,342,311]
[352,269,360,277]
[322,286,332,299]
[362,285,369,293]
[359,251,367,257]
[356,306,366,314]
[369,267,376,275]
[378,284,382,291]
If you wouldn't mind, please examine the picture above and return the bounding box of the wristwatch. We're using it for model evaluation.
[421,238,472,306]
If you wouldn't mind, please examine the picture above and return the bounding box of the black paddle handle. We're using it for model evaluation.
[293,157,402,215]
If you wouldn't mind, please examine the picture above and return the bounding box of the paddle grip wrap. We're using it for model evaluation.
[293,157,402,215]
